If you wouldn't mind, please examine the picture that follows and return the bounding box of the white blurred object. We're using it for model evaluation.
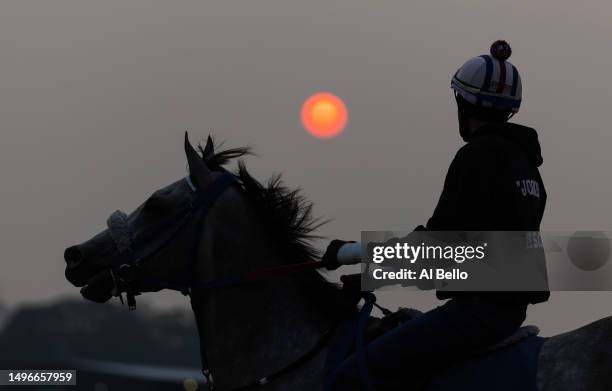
[337,242,362,265]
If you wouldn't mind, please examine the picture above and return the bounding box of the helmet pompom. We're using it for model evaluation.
[490,40,512,61]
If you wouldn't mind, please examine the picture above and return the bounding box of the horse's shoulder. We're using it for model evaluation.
[537,316,612,391]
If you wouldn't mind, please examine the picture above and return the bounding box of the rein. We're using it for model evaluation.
[105,172,348,390]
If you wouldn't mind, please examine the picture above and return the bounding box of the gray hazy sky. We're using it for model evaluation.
[1,1,612,336]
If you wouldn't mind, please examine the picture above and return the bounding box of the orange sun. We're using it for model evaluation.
[301,92,348,139]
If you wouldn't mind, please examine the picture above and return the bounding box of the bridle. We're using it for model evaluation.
[105,173,236,307]
[105,172,343,390]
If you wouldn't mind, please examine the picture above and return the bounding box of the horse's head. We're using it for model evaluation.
[64,133,353,389]
[64,133,237,304]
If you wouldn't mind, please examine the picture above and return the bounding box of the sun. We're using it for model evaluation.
[301,92,348,139]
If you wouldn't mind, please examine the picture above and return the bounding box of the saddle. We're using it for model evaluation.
[326,275,544,391]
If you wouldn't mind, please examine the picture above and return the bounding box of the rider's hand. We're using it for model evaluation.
[322,239,354,270]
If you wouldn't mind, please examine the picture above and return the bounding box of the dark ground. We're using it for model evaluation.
[0,299,203,390]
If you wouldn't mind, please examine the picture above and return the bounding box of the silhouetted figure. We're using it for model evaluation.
[324,40,550,390]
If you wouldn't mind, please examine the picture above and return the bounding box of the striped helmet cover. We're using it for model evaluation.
[451,55,522,113]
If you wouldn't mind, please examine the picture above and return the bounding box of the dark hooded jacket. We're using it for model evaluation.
[426,122,549,304]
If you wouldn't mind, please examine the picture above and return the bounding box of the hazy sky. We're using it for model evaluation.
[1,1,612,336]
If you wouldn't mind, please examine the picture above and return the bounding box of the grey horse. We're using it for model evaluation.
[65,134,612,391]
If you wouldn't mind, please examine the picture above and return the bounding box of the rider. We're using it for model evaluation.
[323,40,550,390]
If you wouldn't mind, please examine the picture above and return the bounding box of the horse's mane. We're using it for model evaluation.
[200,141,355,317]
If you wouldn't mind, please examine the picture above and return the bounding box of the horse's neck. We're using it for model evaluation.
[188,192,340,390]
[190,264,334,390]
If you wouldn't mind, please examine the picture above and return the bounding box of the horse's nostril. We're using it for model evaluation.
[64,246,83,266]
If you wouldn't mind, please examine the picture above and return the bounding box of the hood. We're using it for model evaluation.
[473,122,543,167]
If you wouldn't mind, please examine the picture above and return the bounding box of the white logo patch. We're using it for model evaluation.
[516,179,540,198]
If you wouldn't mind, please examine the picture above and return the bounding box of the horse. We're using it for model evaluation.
[64,133,612,391]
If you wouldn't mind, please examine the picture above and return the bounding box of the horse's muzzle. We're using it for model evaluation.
[64,245,83,267]
[64,229,117,287]
[64,245,90,287]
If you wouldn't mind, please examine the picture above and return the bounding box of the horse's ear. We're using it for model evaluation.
[184,132,211,190]
[202,135,214,160]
